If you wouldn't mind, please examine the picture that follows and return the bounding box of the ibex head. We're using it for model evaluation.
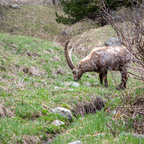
[65,41,83,81]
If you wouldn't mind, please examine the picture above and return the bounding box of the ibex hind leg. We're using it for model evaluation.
[104,72,108,87]
[117,69,128,89]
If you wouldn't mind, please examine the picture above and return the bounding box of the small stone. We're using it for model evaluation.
[64,82,80,87]
[10,4,19,9]
[51,107,73,121]
[71,82,80,87]
[52,120,65,126]
[54,86,60,90]
[105,37,122,46]
[93,82,99,86]
[68,141,82,144]
[84,82,91,87]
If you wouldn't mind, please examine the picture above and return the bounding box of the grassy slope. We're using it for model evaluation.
[0,5,97,43]
[0,4,143,144]
[54,112,144,144]
[0,33,143,144]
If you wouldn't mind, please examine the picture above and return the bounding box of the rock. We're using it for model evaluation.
[52,120,65,126]
[105,37,122,46]
[54,86,60,90]
[71,82,80,87]
[61,30,68,36]
[83,82,91,87]
[93,82,99,86]
[68,141,82,144]
[10,4,19,9]
[51,107,73,121]
[64,82,80,87]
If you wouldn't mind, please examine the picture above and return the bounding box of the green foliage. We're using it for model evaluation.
[56,0,100,25]
[56,0,143,25]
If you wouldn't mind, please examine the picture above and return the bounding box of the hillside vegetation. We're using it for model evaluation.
[0,5,97,44]
[0,33,143,144]
[0,4,144,144]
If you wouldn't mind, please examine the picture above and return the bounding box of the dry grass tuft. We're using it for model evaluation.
[113,95,144,134]
[72,97,107,116]
[0,103,15,117]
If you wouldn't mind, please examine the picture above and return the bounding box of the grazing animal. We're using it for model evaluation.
[65,41,131,89]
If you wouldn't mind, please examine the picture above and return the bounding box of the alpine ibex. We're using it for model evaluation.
[65,41,131,89]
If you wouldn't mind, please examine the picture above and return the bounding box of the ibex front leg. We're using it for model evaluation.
[99,71,108,87]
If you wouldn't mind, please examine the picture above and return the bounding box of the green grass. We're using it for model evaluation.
[53,111,144,144]
[0,33,143,143]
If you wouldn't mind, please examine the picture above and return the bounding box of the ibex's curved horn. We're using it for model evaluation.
[64,41,75,70]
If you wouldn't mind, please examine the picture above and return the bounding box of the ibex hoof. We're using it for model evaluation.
[116,86,125,90]
[105,84,108,87]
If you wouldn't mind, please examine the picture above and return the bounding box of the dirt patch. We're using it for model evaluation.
[0,0,54,5]
[72,97,107,116]
[22,135,40,144]
[0,104,14,117]
[23,66,44,76]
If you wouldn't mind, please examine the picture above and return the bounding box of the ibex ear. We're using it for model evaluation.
[78,63,81,68]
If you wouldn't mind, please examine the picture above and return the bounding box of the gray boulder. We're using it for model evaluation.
[51,107,73,121]
[105,37,122,46]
